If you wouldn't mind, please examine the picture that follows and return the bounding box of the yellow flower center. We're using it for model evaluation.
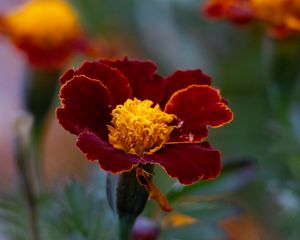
[108,98,176,157]
[4,0,80,47]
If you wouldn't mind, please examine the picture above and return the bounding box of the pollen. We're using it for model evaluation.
[108,98,176,157]
[3,0,80,48]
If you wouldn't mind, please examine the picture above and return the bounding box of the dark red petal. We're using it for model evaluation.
[101,57,164,103]
[56,75,112,138]
[161,70,211,107]
[15,40,74,70]
[60,61,132,106]
[165,85,233,143]
[60,68,76,85]
[203,1,225,19]
[203,0,254,24]
[76,131,140,173]
[142,142,221,185]
[226,5,254,24]
[268,25,293,39]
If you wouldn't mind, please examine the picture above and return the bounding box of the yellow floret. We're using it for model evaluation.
[108,98,176,157]
[4,0,80,47]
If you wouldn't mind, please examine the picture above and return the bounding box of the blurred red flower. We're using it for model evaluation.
[203,0,300,38]
[0,0,89,70]
[56,57,233,185]
[203,0,254,24]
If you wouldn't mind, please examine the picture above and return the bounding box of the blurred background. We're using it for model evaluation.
[1,0,300,239]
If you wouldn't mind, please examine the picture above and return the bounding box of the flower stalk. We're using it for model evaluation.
[13,113,40,240]
[106,165,153,239]
[25,68,60,139]
[24,68,60,194]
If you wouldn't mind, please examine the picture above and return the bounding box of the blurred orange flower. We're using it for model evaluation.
[220,214,266,240]
[0,0,88,69]
[252,0,300,37]
[203,0,300,38]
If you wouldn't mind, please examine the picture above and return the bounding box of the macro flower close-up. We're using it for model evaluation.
[56,57,233,185]
[3,0,300,239]
[0,0,87,69]
[203,0,300,37]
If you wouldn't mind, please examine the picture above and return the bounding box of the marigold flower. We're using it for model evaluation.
[203,0,300,38]
[0,0,85,69]
[56,57,233,185]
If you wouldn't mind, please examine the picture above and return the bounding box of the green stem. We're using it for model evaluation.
[106,165,154,240]
[24,68,60,194]
[119,216,136,240]
[14,114,40,240]
[25,68,60,137]
[17,155,40,240]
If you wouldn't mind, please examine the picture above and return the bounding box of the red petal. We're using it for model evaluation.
[142,142,221,185]
[101,57,164,103]
[203,1,225,19]
[203,0,254,24]
[60,68,76,84]
[15,40,74,70]
[56,75,112,138]
[161,70,211,107]
[165,85,233,143]
[76,131,140,173]
[60,61,132,106]
[226,5,254,24]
